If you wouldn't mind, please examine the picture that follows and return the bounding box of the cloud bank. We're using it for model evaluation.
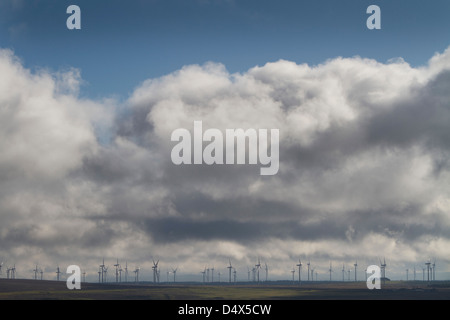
[1,47,450,279]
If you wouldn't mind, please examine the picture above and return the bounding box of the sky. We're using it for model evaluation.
[1,0,450,282]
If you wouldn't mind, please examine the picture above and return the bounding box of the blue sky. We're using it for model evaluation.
[1,0,449,99]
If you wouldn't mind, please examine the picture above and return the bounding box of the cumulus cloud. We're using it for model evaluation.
[1,47,450,279]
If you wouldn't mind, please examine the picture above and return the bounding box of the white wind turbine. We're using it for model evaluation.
[172,267,178,282]
[152,259,159,283]
[291,266,296,283]
[264,263,268,282]
[114,258,120,283]
[255,257,261,283]
[329,262,333,281]
[33,264,39,280]
[296,260,302,284]
[56,266,61,281]
[227,259,233,283]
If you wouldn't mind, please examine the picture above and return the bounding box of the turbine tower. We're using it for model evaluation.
[342,264,345,282]
[406,268,409,281]
[354,261,358,282]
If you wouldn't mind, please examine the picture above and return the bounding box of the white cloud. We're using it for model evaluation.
[2,47,450,279]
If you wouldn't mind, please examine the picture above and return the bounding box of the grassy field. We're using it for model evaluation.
[0,279,449,300]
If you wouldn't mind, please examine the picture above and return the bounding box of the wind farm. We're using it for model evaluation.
[1,255,450,300]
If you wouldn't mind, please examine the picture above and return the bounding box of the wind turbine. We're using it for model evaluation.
[406,268,409,281]
[152,259,159,284]
[342,264,345,282]
[307,261,311,281]
[82,270,86,283]
[247,267,251,282]
[56,266,61,281]
[103,266,109,282]
[11,264,16,279]
[227,259,233,283]
[99,258,105,283]
[255,257,261,283]
[114,258,120,283]
[354,261,358,282]
[201,267,206,284]
[33,264,39,280]
[233,268,237,283]
[380,258,387,284]
[0,261,3,277]
[134,266,140,283]
[425,260,431,282]
[124,261,128,282]
[218,271,221,283]
[211,266,214,283]
[291,266,296,283]
[172,267,178,282]
[118,266,123,282]
[432,259,436,281]
[296,260,302,284]
[264,263,268,282]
